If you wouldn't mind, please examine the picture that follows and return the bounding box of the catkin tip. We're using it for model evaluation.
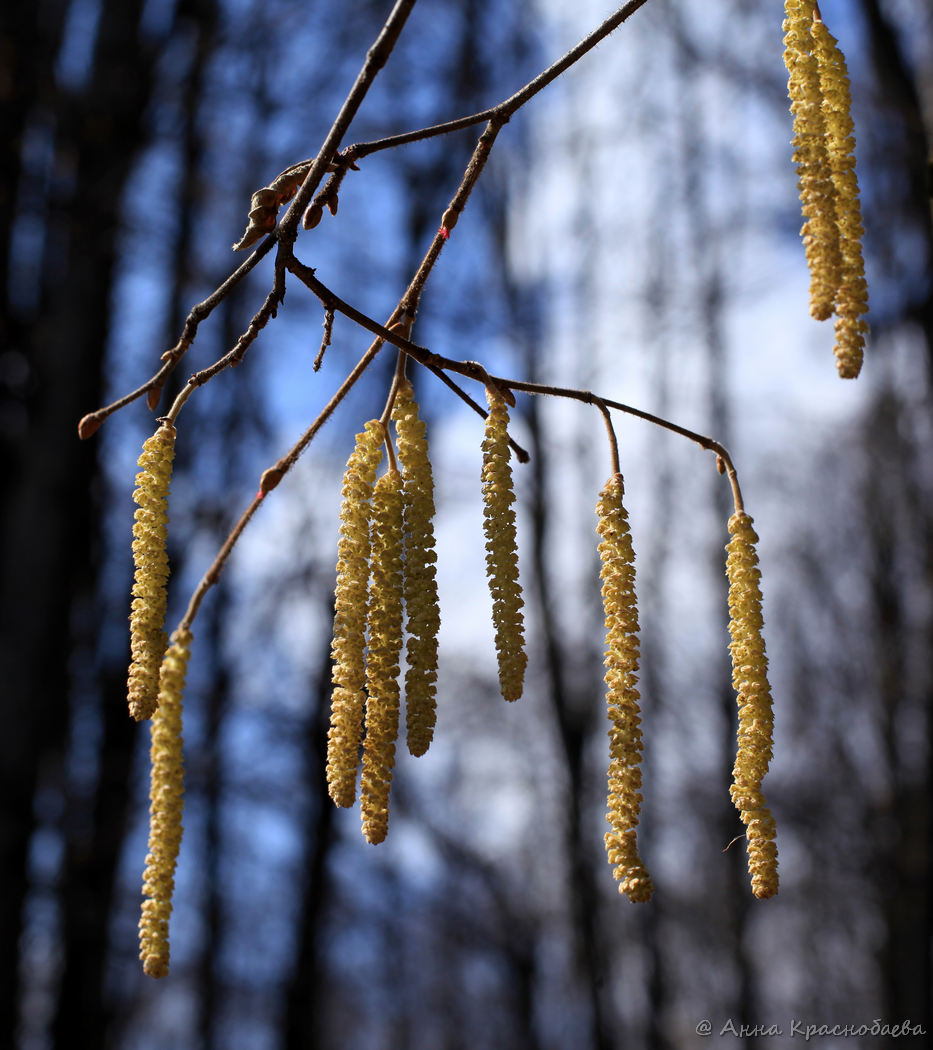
[481,388,526,703]
[725,512,779,898]
[138,627,192,979]
[327,422,385,808]
[597,475,652,901]
[360,469,405,844]
[127,423,177,722]
[392,380,441,758]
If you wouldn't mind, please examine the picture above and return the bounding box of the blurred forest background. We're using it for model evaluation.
[2,0,932,1047]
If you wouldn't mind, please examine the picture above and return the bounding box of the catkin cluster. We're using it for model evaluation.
[326,391,443,843]
[139,628,192,978]
[596,475,653,903]
[783,0,868,378]
[127,422,176,721]
[481,388,527,703]
[725,513,779,900]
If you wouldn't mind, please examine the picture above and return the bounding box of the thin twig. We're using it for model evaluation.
[593,397,621,477]
[343,0,653,162]
[275,0,418,249]
[178,331,393,630]
[423,361,530,463]
[314,309,335,371]
[77,238,275,436]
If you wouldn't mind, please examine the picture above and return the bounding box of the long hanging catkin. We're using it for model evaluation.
[481,388,526,703]
[783,0,842,324]
[327,421,384,808]
[127,422,177,722]
[725,512,779,900]
[812,16,868,379]
[596,475,653,903]
[392,380,441,757]
[139,628,192,978]
[360,469,405,844]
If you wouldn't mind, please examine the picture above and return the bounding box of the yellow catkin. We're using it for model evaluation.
[813,18,869,379]
[597,476,653,904]
[481,388,526,702]
[392,380,441,757]
[127,422,176,722]
[139,628,192,978]
[725,513,779,900]
[783,0,842,322]
[360,469,405,844]
[327,421,385,808]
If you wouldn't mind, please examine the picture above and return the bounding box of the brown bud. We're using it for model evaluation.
[303,203,323,230]
[388,318,413,342]
[326,194,339,217]
[440,207,459,232]
[78,413,102,440]
[147,385,163,411]
[716,455,725,475]
[260,465,285,494]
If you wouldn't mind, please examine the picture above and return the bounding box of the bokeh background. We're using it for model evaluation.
[2,1,932,1047]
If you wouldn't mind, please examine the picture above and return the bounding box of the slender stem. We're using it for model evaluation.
[344,0,653,162]
[422,361,530,463]
[78,238,275,435]
[593,397,620,477]
[178,331,391,630]
[275,0,418,248]
[314,309,335,371]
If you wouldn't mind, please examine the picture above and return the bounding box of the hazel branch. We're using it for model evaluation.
[177,322,399,631]
[77,238,275,438]
[274,0,418,250]
[342,0,653,162]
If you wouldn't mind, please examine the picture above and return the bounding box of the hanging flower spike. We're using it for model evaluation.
[481,387,526,702]
[360,469,405,844]
[392,379,441,757]
[725,513,779,900]
[139,628,192,978]
[597,475,653,903]
[327,421,385,808]
[812,16,869,379]
[127,422,177,722]
[783,0,842,323]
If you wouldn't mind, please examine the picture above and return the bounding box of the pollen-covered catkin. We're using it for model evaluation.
[327,421,384,808]
[360,469,405,844]
[392,380,441,757]
[725,512,779,900]
[597,475,653,903]
[783,0,842,323]
[481,388,526,703]
[812,17,868,379]
[127,422,177,722]
[139,628,192,978]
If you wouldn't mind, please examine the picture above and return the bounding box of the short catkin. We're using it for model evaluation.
[139,628,192,978]
[392,379,441,757]
[725,512,779,900]
[783,0,841,323]
[327,421,385,808]
[783,0,867,378]
[481,388,526,703]
[360,469,405,844]
[597,475,653,903]
[127,422,177,722]
[812,17,869,379]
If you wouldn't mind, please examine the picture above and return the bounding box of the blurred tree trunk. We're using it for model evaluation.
[0,0,157,1043]
[858,0,933,1030]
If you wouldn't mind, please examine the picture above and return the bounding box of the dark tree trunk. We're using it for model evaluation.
[0,0,157,1042]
